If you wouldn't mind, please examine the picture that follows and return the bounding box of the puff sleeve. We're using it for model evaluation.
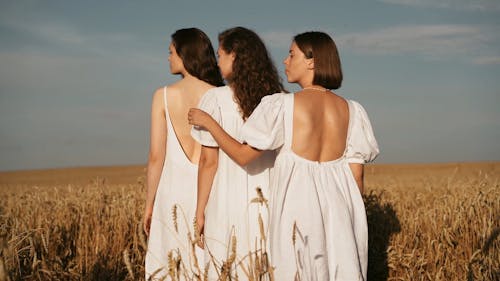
[345,100,380,163]
[240,93,286,150]
[191,89,221,147]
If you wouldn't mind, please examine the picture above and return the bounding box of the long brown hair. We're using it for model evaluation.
[219,27,285,119]
[294,31,342,89]
[172,28,224,86]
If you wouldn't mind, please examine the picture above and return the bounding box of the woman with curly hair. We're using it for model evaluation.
[144,28,224,280]
[191,26,285,278]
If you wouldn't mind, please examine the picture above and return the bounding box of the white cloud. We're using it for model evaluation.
[336,24,500,63]
[378,0,500,11]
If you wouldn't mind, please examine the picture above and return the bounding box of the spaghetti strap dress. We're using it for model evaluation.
[145,87,204,280]
[240,93,379,281]
[191,86,275,279]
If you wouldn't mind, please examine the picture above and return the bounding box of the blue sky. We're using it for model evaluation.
[1,0,499,171]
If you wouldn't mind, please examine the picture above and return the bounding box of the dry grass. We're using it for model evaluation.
[0,162,498,280]
[0,166,147,280]
[364,162,499,280]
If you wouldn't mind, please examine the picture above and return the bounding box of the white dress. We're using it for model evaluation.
[191,86,275,279]
[145,87,204,280]
[240,93,379,281]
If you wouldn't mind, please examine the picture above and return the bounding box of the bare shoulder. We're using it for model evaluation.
[327,91,346,103]
[200,82,217,93]
[153,82,183,100]
[150,86,167,110]
[166,81,184,94]
[152,86,165,101]
[322,91,348,110]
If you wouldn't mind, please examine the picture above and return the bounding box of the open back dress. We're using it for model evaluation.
[240,93,379,281]
[145,87,204,280]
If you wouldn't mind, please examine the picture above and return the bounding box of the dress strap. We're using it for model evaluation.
[283,93,294,149]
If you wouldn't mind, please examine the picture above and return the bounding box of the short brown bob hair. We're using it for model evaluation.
[294,31,342,89]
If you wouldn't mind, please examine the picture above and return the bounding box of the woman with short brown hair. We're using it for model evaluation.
[189,31,379,281]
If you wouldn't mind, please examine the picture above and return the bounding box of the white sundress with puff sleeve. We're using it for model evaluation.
[240,93,379,281]
[191,86,275,279]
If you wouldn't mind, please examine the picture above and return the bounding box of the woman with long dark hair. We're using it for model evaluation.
[144,27,223,280]
[191,26,285,278]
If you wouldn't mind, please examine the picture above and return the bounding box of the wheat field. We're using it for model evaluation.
[0,162,498,280]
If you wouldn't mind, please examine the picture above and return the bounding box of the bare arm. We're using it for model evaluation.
[188,108,262,166]
[144,89,167,235]
[195,146,219,247]
[349,163,364,194]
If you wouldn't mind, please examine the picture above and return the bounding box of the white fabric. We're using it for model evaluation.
[191,86,275,279]
[345,100,380,164]
[145,87,204,280]
[240,93,379,281]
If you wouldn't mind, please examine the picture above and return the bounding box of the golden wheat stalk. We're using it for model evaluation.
[1,163,498,280]
[122,249,134,280]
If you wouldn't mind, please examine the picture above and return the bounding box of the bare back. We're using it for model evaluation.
[292,90,349,162]
[166,78,215,164]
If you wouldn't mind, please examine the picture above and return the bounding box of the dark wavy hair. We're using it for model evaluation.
[171,28,224,86]
[219,27,285,120]
[294,31,342,89]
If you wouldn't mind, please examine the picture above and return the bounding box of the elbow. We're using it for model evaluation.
[234,145,259,167]
[199,156,218,172]
[148,150,164,166]
[236,157,251,167]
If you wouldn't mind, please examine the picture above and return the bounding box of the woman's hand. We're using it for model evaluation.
[195,214,205,249]
[188,108,214,129]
